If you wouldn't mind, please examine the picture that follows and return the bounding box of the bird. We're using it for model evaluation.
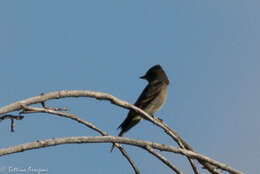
[110,64,169,152]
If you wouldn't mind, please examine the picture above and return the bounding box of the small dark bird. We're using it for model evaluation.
[110,64,169,152]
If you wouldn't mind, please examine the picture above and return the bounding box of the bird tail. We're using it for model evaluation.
[110,131,124,152]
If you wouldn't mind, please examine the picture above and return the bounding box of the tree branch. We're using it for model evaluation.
[19,105,140,174]
[0,136,244,174]
[0,90,199,172]
[0,90,241,174]
[0,114,24,122]
[0,114,24,132]
[144,145,183,174]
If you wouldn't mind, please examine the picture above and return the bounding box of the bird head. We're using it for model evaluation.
[140,64,169,84]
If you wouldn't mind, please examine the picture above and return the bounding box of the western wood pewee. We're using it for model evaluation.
[111,64,169,152]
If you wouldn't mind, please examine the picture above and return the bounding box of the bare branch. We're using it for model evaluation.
[0,114,24,132]
[116,145,140,174]
[144,145,183,174]
[163,123,214,174]
[10,118,14,132]
[0,136,244,174]
[19,105,140,174]
[40,100,68,111]
[20,105,105,135]
[0,90,238,174]
[0,114,24,121]
[0,90,119,114]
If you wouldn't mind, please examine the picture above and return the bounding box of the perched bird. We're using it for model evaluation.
[110,64,169,152]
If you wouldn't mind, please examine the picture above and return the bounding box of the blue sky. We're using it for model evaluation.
[0,0,259,173]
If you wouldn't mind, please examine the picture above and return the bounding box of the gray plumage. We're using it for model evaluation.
[111,64,169,152]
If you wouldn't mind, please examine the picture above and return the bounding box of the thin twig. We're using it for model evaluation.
[163,121,219,174]
[11,118,14,132]
[0,115,24,121]
[19,105,140,174]
[0,114,24,132]
[145,145,183,174]
[117,146,140,174]
[40,101,68,111]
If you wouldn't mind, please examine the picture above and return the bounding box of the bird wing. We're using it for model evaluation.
[117,81,164,130]
[135,80,164,108]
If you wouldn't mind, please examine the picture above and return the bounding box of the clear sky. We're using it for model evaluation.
[0,0,259,174]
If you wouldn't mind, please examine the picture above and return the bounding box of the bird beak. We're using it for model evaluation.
[140,75,146,79]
